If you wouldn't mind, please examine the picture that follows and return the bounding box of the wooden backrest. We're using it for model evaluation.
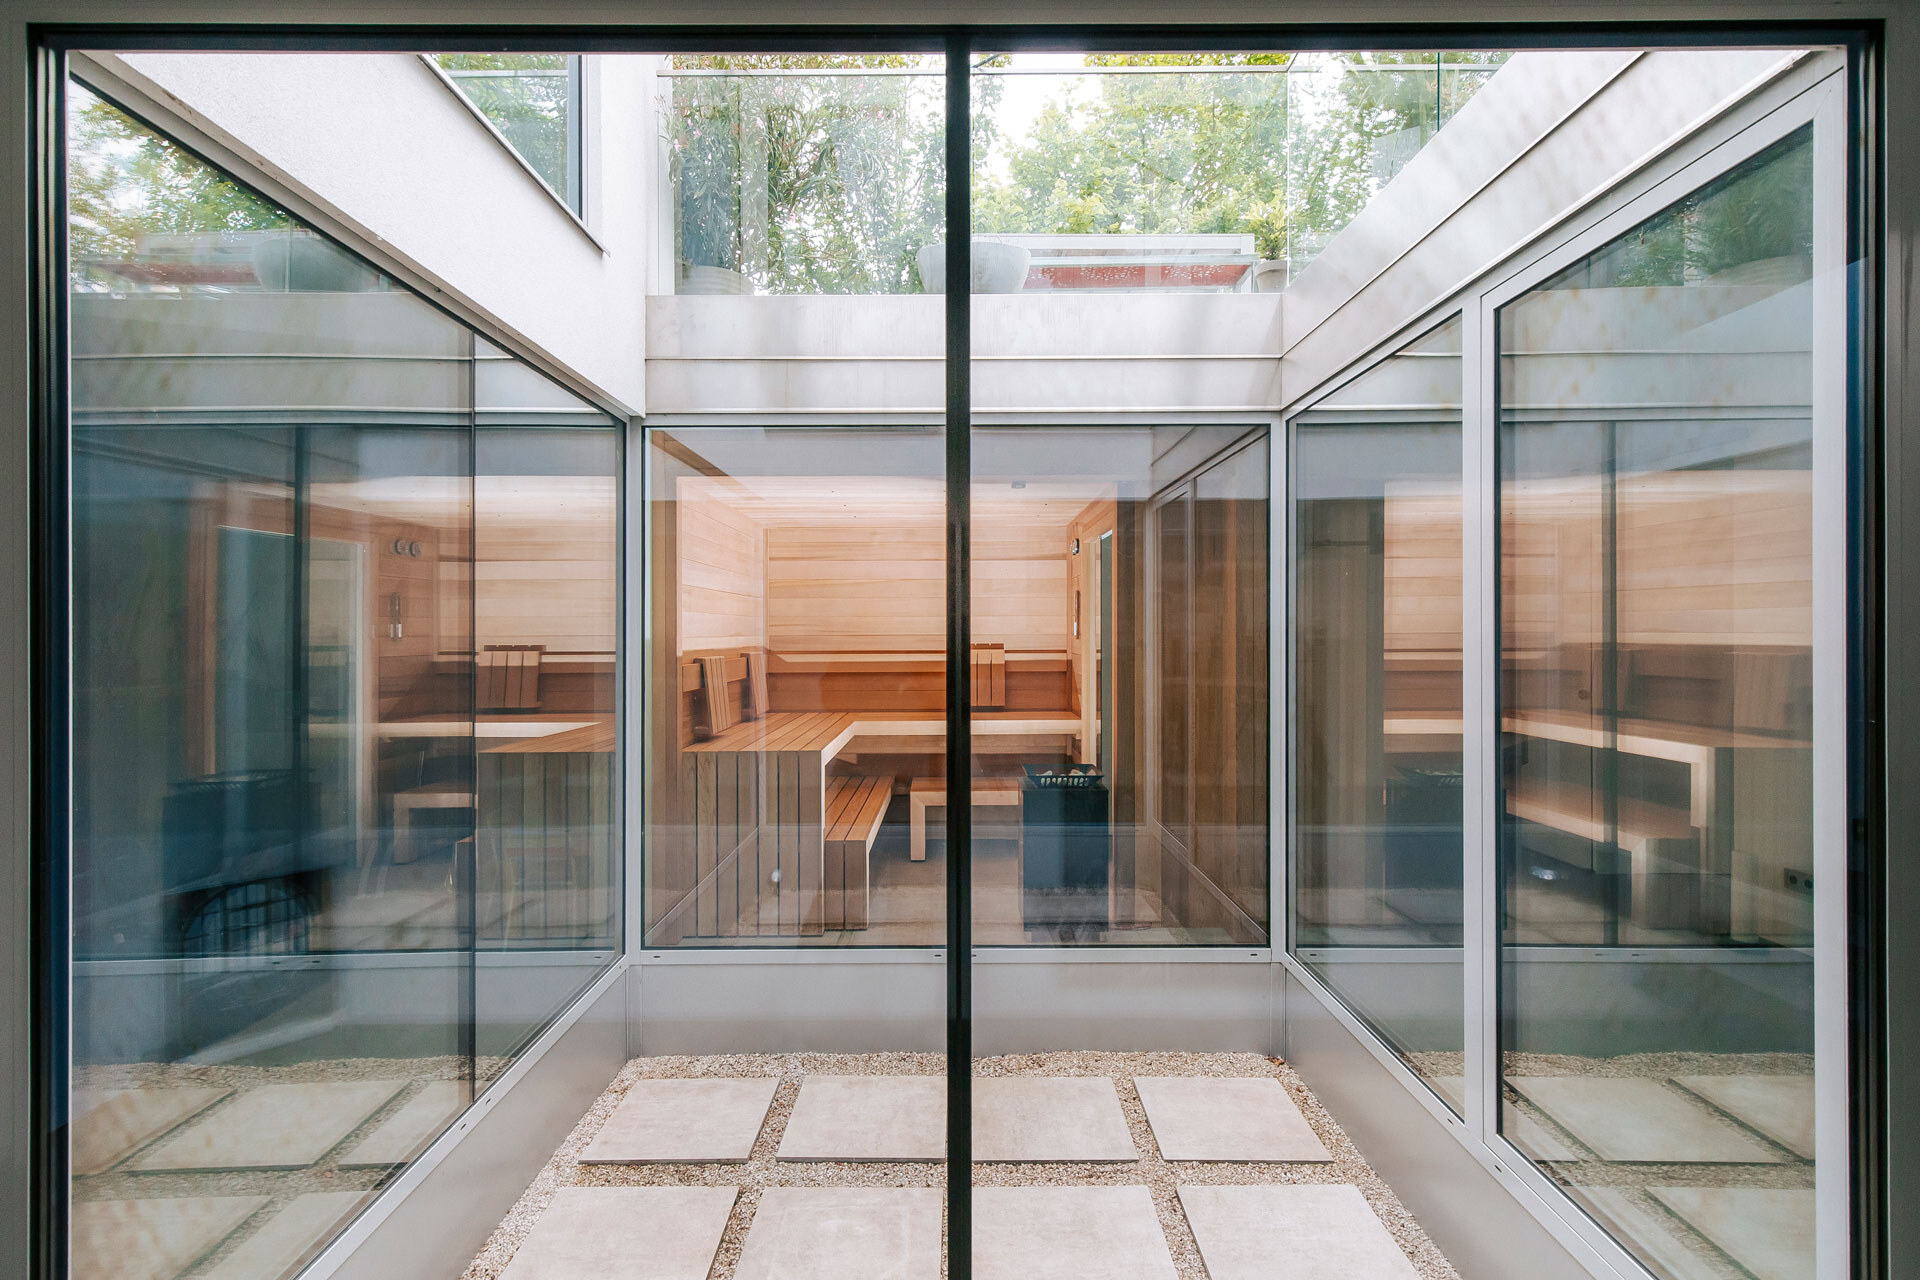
[480,644,544,710]
[682,648,767,742]
[970,643,1007,709]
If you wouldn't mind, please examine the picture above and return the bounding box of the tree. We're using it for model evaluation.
[668,55,957,293]
[67,84,289,273]
[1569,127,1815,290]
[975,53,1290,261]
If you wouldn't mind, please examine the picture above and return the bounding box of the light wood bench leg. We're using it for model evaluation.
[911,792,933,862]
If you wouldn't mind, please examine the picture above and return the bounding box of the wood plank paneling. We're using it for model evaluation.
[678,479,768,653]
[765,520,1070,653]
[474,473,617,657]
[476,745,615,946]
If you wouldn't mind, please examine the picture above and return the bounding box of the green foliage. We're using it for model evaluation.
[668,52,1508,290]
[974,58,1290,260]
[67,85,289,267]
[435,54,574,196]
[668,55,951,292]
[1558,128,1814,290]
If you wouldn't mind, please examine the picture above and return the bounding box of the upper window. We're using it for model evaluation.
[435,53,584,213]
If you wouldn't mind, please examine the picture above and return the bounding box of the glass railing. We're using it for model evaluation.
[654,52,1509,295]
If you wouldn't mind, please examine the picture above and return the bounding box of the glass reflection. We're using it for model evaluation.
[1291,317,1464,1111]
[66,78,618,1279]
[434,54,582,210]
[1498,130,1816,1280]
[661,56,946,295]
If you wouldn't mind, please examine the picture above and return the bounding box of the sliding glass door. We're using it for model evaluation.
[44,29,1867,1280]
[63,75,622,1280]
[1495,123,1826,1280]
[1287,79,1848,1280]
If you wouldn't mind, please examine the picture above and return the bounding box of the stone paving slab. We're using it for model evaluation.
[734,1187,942,1280]
[974,1186,1175,1280]
[500,1187,738,1280]
[1177,1184,1421,1280]
[580,1078,778,1164]
[776,1075,944,1162]
[1671,1075,1815,1160]
[340,1081,467,1168]
[1134,1076,1331,1163]
[1650,1187,1815,1280]
[71,1195,267,1280]
[972,1076,1137,1163]
[201,1192,368,1280]
[71,1087,230,1175]
[1579,1188,1724,1280]
[131,1082,407,1172]
[1507,1077,1784,1164]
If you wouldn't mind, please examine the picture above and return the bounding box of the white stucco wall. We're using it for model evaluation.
[76,50,658,415]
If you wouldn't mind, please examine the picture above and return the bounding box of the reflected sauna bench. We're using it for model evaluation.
[1385,710,1811,930]
[477,719,616,944]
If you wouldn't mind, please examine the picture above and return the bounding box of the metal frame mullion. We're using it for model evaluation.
[942,33,973,1280]
[1463,294,1497,1155]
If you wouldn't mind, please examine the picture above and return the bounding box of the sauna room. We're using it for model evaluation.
[643,422,1271,948]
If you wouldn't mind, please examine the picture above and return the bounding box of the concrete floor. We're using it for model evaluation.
[463,1051,1462,1280]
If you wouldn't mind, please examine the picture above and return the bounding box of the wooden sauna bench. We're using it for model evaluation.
[476,718,616,944]
[678,709,1082,936]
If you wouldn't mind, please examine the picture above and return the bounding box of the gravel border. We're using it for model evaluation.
[462,1051,1462,1280]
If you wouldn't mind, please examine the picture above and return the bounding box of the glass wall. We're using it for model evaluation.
[1291,317,1464,1111]
[65,79,619,1279]
[473,416,621,1081]
[1498,129,1817,1279]
[641,425,949,947]
[965,51,1508,291]
[656,52,1508,297]
[963,426,1270,945]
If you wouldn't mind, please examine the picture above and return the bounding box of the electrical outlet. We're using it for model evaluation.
[1783,868,1813,894]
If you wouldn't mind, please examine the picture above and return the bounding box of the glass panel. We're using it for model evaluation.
[435,54,582,210]
[967,426,1270,946]
[1498,129,1816,1279]
[67,79,472,1270]
[659,56,946,294]
[1291,317,1465,1113]
[65,77,620,1276]
[970,53,1507,292]
[974,56,1288,293]
[642,426,947,947]
[472,424,621,1086]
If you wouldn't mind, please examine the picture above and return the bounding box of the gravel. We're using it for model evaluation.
[462,1051,1463,1280]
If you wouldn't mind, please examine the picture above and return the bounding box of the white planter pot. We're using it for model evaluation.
[681,265,751,295]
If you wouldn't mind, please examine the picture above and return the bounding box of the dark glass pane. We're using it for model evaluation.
[1292,316,1464,1113]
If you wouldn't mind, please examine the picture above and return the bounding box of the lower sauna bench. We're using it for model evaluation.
[824,775,892,930]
